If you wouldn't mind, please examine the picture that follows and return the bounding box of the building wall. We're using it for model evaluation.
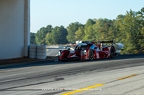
[0,0,30,59]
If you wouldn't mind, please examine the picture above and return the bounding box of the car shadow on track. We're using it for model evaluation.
[0,54,143,70]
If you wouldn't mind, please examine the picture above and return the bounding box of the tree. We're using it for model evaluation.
[45,32,53,45]
[46,25,53,33]
[75,26,85,41]
[66,22,83,43]
[50,26,68,44]
[83,19,96,41]
[114,10,143,54]
[35,25,53,45]
[30,32,36,44]
[136,7,144,53]
[92,18,112,41]
[34,7,144,54]
[112,15,125,42]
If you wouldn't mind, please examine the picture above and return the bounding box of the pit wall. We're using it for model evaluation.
[0,0,30,59]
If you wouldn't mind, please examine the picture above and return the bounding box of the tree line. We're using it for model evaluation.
[31,7,144,54]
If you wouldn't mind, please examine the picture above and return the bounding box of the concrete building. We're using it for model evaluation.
[0,0,30,59]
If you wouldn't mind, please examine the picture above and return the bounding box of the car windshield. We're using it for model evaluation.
[75,45,88,50]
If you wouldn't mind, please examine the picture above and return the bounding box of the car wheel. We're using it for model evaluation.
[110,47,115,58]
[89,50,94,60]
[80,50,84,61]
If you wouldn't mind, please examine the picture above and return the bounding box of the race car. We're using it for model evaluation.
[58,41,123,61]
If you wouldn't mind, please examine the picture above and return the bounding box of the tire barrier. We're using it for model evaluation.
[36,45,46,59]
[29,45,46,59]
[29,45,36,58]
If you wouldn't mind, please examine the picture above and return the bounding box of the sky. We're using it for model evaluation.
[30,0,144,33]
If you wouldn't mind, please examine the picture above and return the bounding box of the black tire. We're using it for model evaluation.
[80,50,84,61]
[89,50,94,60]
[115,53,119,56]
[110,46,115,58]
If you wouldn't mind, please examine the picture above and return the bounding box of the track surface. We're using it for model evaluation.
[0,54,144,95]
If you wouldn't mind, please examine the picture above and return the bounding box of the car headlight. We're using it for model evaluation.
[58,51,61,56]
[84,50,86,54]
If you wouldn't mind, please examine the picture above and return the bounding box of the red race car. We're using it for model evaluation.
[58,41,121,61]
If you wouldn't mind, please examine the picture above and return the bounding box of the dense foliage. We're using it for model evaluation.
[31,7,144,54]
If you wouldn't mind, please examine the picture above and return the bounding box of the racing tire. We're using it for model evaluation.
[89,50,94,60]
[80,50,84,61]
[110,46,115,58]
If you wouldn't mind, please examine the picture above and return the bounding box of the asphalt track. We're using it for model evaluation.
[46,49,59,56]
[0,54,144,95]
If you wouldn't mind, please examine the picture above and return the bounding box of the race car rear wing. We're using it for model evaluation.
[98,40,115,43]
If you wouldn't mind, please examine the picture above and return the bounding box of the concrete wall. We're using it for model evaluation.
[0,0,30,59]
